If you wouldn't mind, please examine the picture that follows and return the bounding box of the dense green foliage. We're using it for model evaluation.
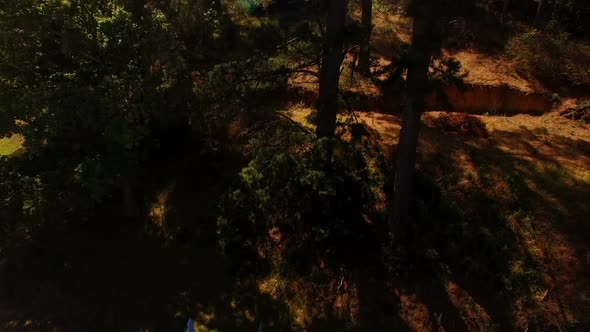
[218,122,388,269]
[0,0,315,224]
[0,156,42,256]
[0,1,192,218]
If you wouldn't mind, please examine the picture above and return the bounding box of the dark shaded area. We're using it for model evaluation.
[444,5,513,53]
[433,113,489,138]
[1,1,590,331]
[0,144,243,331]
[560,103,590,124]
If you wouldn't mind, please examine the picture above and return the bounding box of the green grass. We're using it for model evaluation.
[278,108,315,130]
[0,134,24,156]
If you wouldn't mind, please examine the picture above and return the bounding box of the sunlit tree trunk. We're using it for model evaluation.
[315,0,346,138]
[390,15,436,242]
[358,0,372,76]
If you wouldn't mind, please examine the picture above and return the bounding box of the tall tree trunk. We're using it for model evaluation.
[518,0,530,19]
[358,0,372,76]
[501,0,510,22]
[551,0,563,25]
[535,0,548,27]
[390,16,436,243]
[315,0,346,138]
[122,181,140,219]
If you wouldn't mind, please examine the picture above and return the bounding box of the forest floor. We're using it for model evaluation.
[2,7,590,332]
[285,104,590,330]
[281,9,590,330]
[0,135,23,156]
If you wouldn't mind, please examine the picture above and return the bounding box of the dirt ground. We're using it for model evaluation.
[282,103,590,331]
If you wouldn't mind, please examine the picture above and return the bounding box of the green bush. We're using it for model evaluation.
[507,30,590,90]
[0,157,43,257]
[217,122,388,269]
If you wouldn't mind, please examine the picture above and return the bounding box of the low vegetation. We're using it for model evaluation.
[507,29,590,91]
[1,0,589,331]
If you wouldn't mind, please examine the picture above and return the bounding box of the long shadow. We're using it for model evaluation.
[301,214,409,332]
[407,144,517,331]
[487,128,590,330]
[410,273,471,332]
[418,118,590,330]
[354,224,408,331]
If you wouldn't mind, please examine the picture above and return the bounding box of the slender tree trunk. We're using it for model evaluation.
[518,0,530,19]
[551,0,563,25]
[359,0,372,76]
[390,16,436,243]
[315,0,346,138]
[122,181,140,219]
[535,0,548,27]
[501,0,510,22]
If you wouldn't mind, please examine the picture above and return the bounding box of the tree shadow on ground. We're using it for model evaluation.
[415,117,590,330]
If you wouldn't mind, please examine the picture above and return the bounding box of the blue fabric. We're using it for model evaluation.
[186,319,195,332]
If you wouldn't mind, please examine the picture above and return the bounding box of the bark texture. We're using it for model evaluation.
[358,0,373,76]
[390,15,438,242]
[501,0,510,22]
[315,0,346,138]
[535,0,548,27]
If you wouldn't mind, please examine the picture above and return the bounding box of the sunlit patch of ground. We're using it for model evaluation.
[0,135,24,156]
[355,112,401,145]
[277,106,314,131]
[286,104,590,330]
[423,112,590,330]
[444,279,495,330]
[358,5,546,96]
[397,291,434,331]
[447,51,539,92]
[257,270,360,330]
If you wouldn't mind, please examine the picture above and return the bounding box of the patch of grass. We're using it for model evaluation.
[278,108,314,130]
[0,134,24,156]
